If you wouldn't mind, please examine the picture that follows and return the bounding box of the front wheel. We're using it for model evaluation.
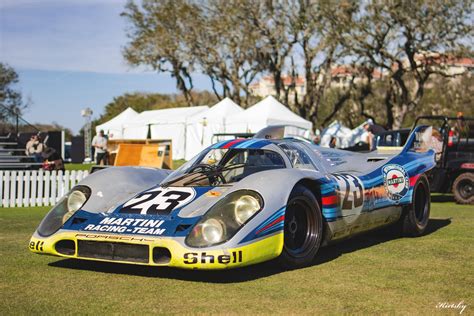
[452,172,474,204]
[400,174,430,236]
[279,185,323,269]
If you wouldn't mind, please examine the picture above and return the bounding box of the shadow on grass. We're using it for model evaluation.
[431,194,455,203]
[48,218,451,283]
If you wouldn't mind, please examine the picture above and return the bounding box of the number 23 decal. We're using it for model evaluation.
[120,187,196,215]
[333,174,364,211]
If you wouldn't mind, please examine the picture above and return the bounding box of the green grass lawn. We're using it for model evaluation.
[1,200,472,314]
[65,160,187,172]
[64,163,92,171]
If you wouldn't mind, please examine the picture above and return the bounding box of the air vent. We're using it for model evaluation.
[77,240,149,263]
[55,240,76,255]
[175,224,192,232]
[152,247,172,264]
[72,217,88,225]
[367,157,387,162]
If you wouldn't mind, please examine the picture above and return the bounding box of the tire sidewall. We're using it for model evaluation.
[279,185,323,269]
[403,174,430,236]
[453,172,474,205]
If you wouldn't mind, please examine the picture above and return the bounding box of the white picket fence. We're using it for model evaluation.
[0,170,89,208]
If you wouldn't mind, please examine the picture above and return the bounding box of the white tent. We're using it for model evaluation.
[95,107,138,140]
[185,98,243,160]
[123,106,209,159]
[226,96,313,133]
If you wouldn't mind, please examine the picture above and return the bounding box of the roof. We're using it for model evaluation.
[126,106,209,126]
[96,107,138,133]
[188,98,243,123]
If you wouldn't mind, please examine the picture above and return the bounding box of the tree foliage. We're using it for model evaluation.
[0,63,28,123]
[122,0,472,128]
[334,0,473,128]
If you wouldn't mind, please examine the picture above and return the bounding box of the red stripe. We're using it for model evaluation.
[256,215,284,235]
[410,174,420,187]
[222,138,245,149]
[322,195,337,205]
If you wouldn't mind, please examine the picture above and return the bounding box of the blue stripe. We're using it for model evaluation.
[247,140,271,148]
[322,207,340,215]
[321,185,335,195]
[234,139,259,148]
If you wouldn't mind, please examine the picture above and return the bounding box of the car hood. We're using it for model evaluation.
[61,184,237,238]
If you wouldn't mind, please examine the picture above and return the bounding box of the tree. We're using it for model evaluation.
[122,0,200,106]
[336,0,472,129]
[0,63,28,124]
[289,0,360,126]
[190,1,264,107]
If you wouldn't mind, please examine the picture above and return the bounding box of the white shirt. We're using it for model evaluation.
[92,135,107,153]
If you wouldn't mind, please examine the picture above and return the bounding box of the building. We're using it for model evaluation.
[249,66,384,97]
[249,55,472,98]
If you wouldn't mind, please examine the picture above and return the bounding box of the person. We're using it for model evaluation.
[313,135,321,145]
[92,130,108,165]
[25,134,44,163]
[430,129,444,161]
[41,147,65,171]
[363,120,386,151]
[454,111,468,139]
[329,136,337,148]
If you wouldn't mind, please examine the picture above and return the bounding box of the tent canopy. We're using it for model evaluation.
[185,98,243,160]
[226,96,312,132]
[95,107,138,140]
[188,98,243,123]
[122,106,209,159]
[126,106,209,127]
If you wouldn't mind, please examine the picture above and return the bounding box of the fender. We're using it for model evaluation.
[77,167,172,213]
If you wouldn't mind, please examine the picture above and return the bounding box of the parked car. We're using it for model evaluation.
[30,126,434,270]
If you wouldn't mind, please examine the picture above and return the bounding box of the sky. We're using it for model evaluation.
[0,0,211,134]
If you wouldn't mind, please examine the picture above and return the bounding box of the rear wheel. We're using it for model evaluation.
[453,173,474,204]
[401,174,430,236]
[279,185,323,269]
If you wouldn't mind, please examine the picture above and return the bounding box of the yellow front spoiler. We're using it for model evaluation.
[29,231,283,270]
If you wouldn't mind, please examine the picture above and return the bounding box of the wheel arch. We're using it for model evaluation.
[293,178,323,207]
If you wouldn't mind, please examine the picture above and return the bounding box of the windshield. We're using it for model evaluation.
[162,148,286,187]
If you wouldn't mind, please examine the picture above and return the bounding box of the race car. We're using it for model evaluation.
[30,126,435,270]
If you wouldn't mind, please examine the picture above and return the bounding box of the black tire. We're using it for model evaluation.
[279,184,323,269]
[401,174,430,236]
[452,173,474,205]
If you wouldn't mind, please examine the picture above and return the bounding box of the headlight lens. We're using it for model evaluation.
[37,186,91,237]
[67,190,87,213]
[186,190,263,247]
[201,218,225,244]
[234,195,261,225]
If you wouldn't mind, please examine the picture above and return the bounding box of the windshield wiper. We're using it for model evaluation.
[182,163,246,186]
[160,169,207,188]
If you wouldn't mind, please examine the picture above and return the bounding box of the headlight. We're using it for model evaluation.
[186,190,263,247]
[37,186,91,237]
[234,195,261,225]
